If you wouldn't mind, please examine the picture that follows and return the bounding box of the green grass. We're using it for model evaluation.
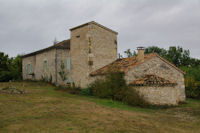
[0,81,200,133]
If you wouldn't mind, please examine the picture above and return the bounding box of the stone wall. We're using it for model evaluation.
[70,23,117,88]
[125,56,186,103]
[34,49,56,82]
[56,49,71,85]
[23,48,70,84]
[134,86,177,105]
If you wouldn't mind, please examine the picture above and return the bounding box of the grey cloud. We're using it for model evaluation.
[0,0,199,58]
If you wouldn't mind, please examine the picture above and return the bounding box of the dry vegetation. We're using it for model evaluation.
[0,82,200,133]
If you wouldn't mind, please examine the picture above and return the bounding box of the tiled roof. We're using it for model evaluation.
[90,53,185,76]
[21,39,70,58]
[130,74,177,86]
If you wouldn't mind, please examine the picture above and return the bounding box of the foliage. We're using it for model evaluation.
[124,49,137,57]
[181,66,200,99]
[58,61,66,81]
[123,46,200,67]
[80,87,93,96]
[0,52,22,82]
[87,68,149,107]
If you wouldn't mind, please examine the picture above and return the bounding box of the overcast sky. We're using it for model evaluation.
[0,0,200,58]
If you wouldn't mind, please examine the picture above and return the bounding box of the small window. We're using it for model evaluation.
[76,35,80,38]
[88,61,93,66]
[88,57,93,66]
[114,40,117,45]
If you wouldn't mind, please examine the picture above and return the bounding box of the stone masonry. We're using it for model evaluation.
[22,21,118,87]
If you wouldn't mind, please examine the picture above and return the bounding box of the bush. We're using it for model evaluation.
[185,76,200,99]
[121,87,148,107]
[88,68,149,107]
[80,87,93,96]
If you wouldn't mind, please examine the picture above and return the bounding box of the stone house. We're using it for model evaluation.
[22,21,186,105]
[22,21,118,87]
[90,47,186,105]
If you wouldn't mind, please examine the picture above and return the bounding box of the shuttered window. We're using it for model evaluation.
[66,58,71,70]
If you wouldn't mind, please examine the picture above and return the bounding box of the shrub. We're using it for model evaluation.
[121,87,149,107]
[80,87,93,96]
[88,68,149,107]
[185,76,200,99]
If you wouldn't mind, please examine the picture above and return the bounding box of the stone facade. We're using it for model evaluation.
[134,86,177,105]
[22,21,118,87]
[70,23,117,87]
[125,56,185,104]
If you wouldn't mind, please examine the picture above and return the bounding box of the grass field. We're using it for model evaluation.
[0,82,200,133]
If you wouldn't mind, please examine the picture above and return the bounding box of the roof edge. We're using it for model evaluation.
[70,21,118,35]
[21,39,70,58]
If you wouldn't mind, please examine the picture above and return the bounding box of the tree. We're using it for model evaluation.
[124,49,137,57]
[0,52,22,81]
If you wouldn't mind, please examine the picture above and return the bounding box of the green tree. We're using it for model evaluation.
[124,49,137,57]
[0,52,22,82]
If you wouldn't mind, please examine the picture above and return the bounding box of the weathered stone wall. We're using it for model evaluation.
[34,49,56,82]
[56,49,71,85]
[70,24,117,88]
[23,48,70,84]
[22,55,36,80]
[125,56,186,103]
[134,86,177,105]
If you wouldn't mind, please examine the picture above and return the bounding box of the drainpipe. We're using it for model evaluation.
[55,48,58,84]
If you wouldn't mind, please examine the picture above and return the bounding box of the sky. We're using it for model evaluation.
[0,0,200,58]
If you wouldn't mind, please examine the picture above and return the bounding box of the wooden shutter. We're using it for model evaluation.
[66,58,71,70]
[30,64,32,73]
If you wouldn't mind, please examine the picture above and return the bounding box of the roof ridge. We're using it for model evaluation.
[70,21,118,35]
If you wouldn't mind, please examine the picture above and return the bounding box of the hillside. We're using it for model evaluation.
[0,82,200,133]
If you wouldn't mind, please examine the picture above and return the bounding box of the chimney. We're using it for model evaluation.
[136,47,145,62]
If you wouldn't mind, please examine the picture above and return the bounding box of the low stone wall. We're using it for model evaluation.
[134,86,178,105]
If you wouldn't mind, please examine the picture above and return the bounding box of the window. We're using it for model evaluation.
[88,37,92,53]
[76,35,80,38]
[88,57,93,66]
[26,64,32,74]
[114,40,117,45]
[26,64,28,74]
[43,60,48,71]
[66,58,71,70]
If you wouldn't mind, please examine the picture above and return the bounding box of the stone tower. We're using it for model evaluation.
[70,21,118,87]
